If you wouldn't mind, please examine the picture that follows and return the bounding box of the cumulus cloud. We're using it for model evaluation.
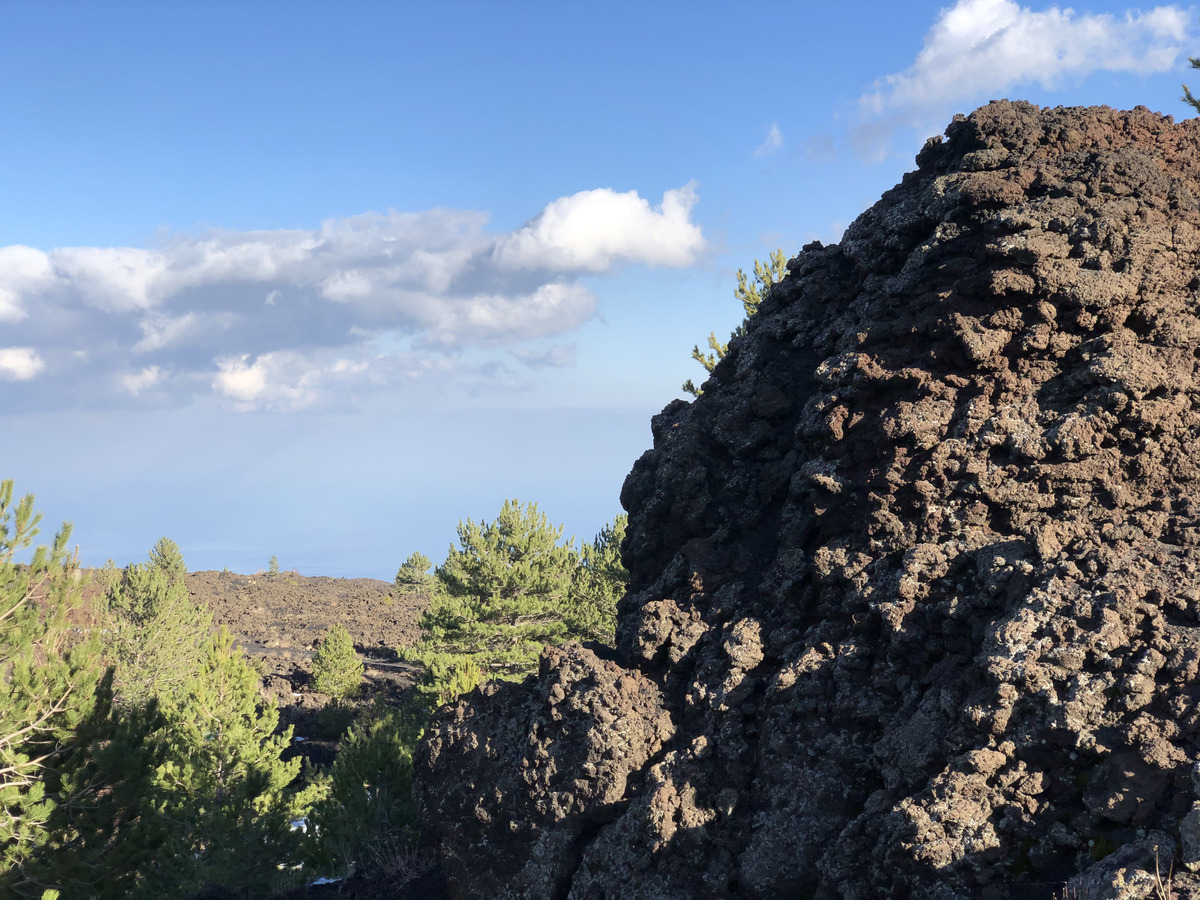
[754,123,784,157]
[0,184,704,411]
[853,0,1191,158]
[492,183,703,271]
[0,348,45,381]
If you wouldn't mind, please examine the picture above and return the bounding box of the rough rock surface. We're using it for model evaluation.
[415,101,1200,898]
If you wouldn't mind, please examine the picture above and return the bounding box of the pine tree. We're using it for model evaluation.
[0,481,106,895]
[307,705,423,876]
[408,499,581,689]
[312,624,363,699]
[683,248,788,396]
[394,551,434,592]
[106,537,211,707]
[43,540,319,898]
[141,627,316,897]
[402,502,629,706]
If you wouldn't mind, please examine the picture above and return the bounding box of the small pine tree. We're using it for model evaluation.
[402,502,628,705]
[393,552,433,592]
[311,624,363,699]
[683,249,788,396]
[307,705,423,876]
[106,538,211,707]
[406,499,580,690]
[268,555,280,578]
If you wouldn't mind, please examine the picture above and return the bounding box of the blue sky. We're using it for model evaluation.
[2,0,1197,577]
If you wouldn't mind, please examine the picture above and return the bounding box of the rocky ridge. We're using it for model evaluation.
[415,101,1200,898]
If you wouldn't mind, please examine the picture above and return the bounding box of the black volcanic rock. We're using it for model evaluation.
[414,101,1200,898]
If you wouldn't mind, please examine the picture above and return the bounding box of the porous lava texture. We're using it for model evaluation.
[415,101,1200,899]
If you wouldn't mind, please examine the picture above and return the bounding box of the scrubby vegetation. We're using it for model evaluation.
[0,482,628,896]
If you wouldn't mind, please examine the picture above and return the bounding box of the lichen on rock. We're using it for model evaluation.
[415,101,1200,898]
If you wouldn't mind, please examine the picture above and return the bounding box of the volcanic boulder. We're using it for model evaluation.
[415,101,1200,898]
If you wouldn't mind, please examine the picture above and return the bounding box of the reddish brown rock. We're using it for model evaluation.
[416,101,1200,898]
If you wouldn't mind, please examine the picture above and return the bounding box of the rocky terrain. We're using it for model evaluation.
[180,571,428,764]
[414,101,1200,898]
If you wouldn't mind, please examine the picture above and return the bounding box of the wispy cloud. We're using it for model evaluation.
[118,365,164,396]
[852,0,1191,159]
[754,123,784,157]
[0,185,704,411]
[511,343,577,369]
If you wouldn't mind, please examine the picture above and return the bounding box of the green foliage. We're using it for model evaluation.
[95,558,121,594]
[268,555,280,578]
[0,481,106,893]
[565,514,628,644]
[683,248,787,397]
[315,698,358,739]
[106,537,211,707]
[394,551,434,592]
[312,624,363,699]
[140,627,318,897]
[407,499,580,686]
[33,538,318,898]
[411,653,484,709]
[307,705,423,876]
[22,676,165,898]
[402,500,627,705]
[1184,57,1200,113]
[0,505,321,898]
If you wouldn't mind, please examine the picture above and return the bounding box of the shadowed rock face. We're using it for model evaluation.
[414,101,1200,899]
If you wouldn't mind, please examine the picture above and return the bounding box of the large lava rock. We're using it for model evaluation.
[414,101,1200,898]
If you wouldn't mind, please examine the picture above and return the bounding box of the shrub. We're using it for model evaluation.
[307,705,423,877]
[312,624,363,699]
[316,698,357,739]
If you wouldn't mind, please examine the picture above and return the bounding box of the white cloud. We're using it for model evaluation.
[210,350,425,412]
[0,347,45,381]
[492,184,704,271]
[118,365,164,395]
[420,282,598,348]
[754,123,784,157]
[212,354,273,407]
[0,246,56,322]
[0,184,705,411]
[854,0,1191,157]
